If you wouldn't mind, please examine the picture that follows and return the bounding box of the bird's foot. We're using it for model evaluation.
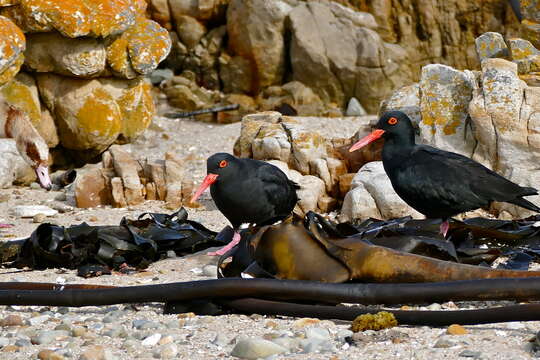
[207,232,241,256]
[0,223,13,228]
[439,220,450,238]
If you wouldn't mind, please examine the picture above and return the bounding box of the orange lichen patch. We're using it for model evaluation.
[0,5,50,32]
[0,53,23,86]
[0,0,19,5]
[15,0,141,38]
[117,79,154,141]
[106,17,171,77]
[0,75,41,124]
[0,16,25,71]
[62,87,121,150]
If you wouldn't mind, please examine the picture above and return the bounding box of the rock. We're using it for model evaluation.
[28,314,50,326]
[0,16,25,86]
[379,83,421,125]
[217,93,257,124]
[106,17,171,79]
[148,69,174,86]
[74,167,110,208]
[157,343,178,359]
[24,33,106,77]
[33,213,46,223]
[10,205,57,218]
[339,183,382,222]
[433,336,457,348]
[296,175,325,213]
[141,333,162,347]
[31,330,70,345]
[252,123,291,163]
[79,345,108,360]
[459,350,482,358]
[109,145,144,205]
[0,315,23,327]
[0,337,8,347]
[226,0,291,92]
[176,15,206,49]
[168,0,227,23]
[6,0,143,37]
[418,64,476,157]
[475,32,509,61]
[283,122,327,175]
[110,177,127,208]
[508,37,540,74]
[219,53,253,94]
[202,265,218,277]
[162,75,221,111]
[147,0,172,29]
[234,111,282,158]
[38,349,65,360]
[346,97,367,116]
[230,338,287,360]
[447,324,468,335]
[305,327,331,342]
[37,74,122,154]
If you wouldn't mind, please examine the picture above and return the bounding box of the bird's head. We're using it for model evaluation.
[349,110,414,152]
[191,153,239,203]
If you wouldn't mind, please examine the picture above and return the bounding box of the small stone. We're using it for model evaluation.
[292,318,320,328]
[346,97,367,116]
[30,182,42,190]
[31,330,70,345]
[459,350,482,358]
[14,338,31,347]
[10,205,58,218]
[33,213,47,223]
[336,330,353,342]
[2,345,19,352]
[202,265,217,277]
[230,338,287,360]
[475,32,508,61]
[133,319,161,330]
[142,333,162,347]
[177,313,196,319]
[305,327,330,342]
[433,336,457,348]
[38,349,65,360]
[426,303,442,310]
[447,324,468,335]
[158,335,173,346]
[71,326,87,337]
[1,315,24,327]
[271,336,300,352]
[265,320,279,329]
[212,333,229,347]
[157,343,178,359]
[0,337,9,347]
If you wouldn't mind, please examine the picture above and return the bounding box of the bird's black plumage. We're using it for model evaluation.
[206,153,299,228]
[360,111,540,220]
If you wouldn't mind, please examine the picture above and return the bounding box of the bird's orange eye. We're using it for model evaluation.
[219,160,228,168]
[388,117,398,125]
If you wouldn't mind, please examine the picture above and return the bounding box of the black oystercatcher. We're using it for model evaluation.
[349,110,540,236]
[191,153,300,255]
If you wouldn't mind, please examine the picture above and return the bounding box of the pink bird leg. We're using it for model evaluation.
[207,231,241,256]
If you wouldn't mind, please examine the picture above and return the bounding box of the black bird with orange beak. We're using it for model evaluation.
[349,110,540,236]
[191,153,299,255]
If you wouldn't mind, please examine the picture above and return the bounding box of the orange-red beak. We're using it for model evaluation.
[190,173,219,203]
[349,129,385,152]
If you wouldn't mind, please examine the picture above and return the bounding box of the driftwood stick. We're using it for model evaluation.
[164,104,239,118]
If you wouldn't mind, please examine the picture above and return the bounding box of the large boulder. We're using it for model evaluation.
[0,16,25,86]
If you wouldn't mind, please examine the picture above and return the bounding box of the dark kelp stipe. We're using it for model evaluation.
[2,210,540,325]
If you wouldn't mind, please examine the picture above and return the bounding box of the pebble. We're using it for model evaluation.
[2,345,19,352]
[37,349,65,360]
[447,324,468,335]
[230,338,288,359]
[212,333,230,347]
[71,326,87,337]
[79,345,117,360]
[28,314,51,326]
[15,338,32,347]
[156,343,178,359]
[202,265,218,277]
[31,330,70,345]
[426,303,442,310]
[271,336,300,352]
[33,213,47,223]
[459,349,482,358]
[433,336,457,348]
[345,97,367,116]
[133,319,161,330]
[292,318,320,328]
[0,337,9,347]
[0,315,23,327]
[305,327,331,342]
[142,333,162,347]
[335,329,354,343]
[10,205,58,218]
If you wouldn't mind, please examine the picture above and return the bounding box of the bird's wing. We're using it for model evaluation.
[412,146,533,203]
[256,164,299,217]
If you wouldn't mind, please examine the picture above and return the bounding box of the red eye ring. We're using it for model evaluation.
[388,117,398,125]
[219,160,228,168]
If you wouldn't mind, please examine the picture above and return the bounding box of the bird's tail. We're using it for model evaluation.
[508,197,540,213]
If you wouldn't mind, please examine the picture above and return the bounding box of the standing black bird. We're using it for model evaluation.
[349,110,540,236]
[191,153,300,255]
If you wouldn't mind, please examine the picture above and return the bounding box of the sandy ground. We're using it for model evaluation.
[0,114,538,359]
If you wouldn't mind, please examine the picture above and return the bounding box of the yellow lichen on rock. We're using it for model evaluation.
[7,0,145,38]
[107,17,171,78]
[0,53,23,86]
[351,312,398,332]
[0,72,41,124]
[0,15,25,74]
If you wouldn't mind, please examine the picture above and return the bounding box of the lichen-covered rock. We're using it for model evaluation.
[233,111,282,158]
[226,0,291,93]
[475,32,509,61]
[0,16,25,86]
[37,73,122,153]
[508,37,540,74]
[24,32,106,77]
[379,83,421,124]
[101,78,155,142]
[3,0,145,38]
[252,123,291,163]
[0,72,59,147]
[107,17,171,79]
[419,64,476,157]
[283,122,327,175]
